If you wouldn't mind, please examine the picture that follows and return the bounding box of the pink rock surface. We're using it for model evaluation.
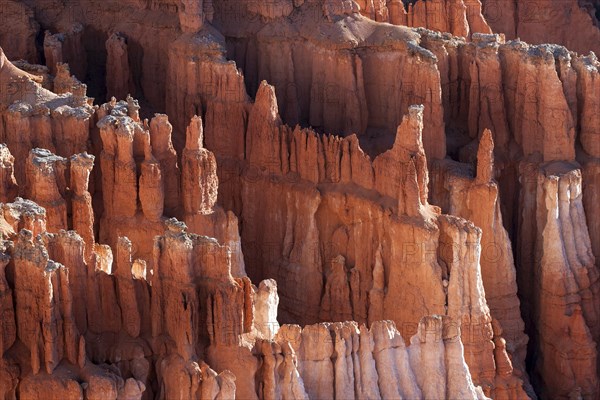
[0,1,598,398]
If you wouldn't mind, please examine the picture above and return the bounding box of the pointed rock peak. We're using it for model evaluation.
[393,104,425,154]
[151,113,171,126]
[253,81,282,127]
[115,236,133,275]
[179,0,204,33]
[375,244,383,263]
[476,128,494,184]
[185,115,204,151]
[70,153,94,195]
[149,114,175,152]
[126,94,140,121]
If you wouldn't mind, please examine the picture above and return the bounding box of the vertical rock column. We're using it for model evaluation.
[0,144,18,202]
[0,198,47,237]
[42,231,82,365]
[43,31,63,76]
[181,115,218,215]
[114,237,141,338]
[106,33,134,101]
[43,24,86,80]
[0,249,16,357]
[13,230,66,374]
[98,116,138,219]
[51,103,93,160]
[149,115,180,216]
[573,54,600,272]
[434,130,529,375]
[254,279,280,340]
[373,104,429,213]
[3,102,33,186]
[152,219,254,390]
[70,153,95,261]
[319,255,353,322]
[139,131,164,222]
[113,122,138,216]
[437,216,500,396]
[25,149,68,233]
[179,0,205,32]
[531,166,599,399]
[150,219,205,360]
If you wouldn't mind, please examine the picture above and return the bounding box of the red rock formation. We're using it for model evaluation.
[369,0,492,38]
[182,115,218,215]
[0,0,599,397]
[0,197,47,238]
[0,144,18,203]
[518,163,599,398]
[430,131,529,377]
[25,149,68,233]
[105,33,135,101]
[70,152,95,261]
[43,24,87,80]
[276,316,489,399]
[481,0,600,57]
[149,114,181,216]
[0,1,39,63]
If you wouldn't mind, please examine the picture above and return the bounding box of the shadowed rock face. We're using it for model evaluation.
[0,0,599,398]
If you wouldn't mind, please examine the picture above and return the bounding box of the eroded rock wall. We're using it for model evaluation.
[0,0,598,398]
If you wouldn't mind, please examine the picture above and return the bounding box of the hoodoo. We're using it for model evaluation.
[0,0,598,398]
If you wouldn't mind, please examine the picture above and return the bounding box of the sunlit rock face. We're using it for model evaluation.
[0,0,599,398]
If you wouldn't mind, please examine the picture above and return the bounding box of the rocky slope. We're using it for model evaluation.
[0,0,598,399]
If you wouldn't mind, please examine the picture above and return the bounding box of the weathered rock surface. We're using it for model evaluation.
[481,0,600,57]
[518,163,599,399]
[0,0,598,398]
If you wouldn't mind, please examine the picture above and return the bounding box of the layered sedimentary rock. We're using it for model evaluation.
[481,0,600,57]
[96,97,244,272]
[239,81,528,397]
[0,51,95,190]
[276,316,488,400]
[518,163,599,399]
[0,202,249,399]
[181,115,218,215]
[0,0,598,398]
[430,131,528,374]
[356,0,491,37]
[70,152,96,261]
